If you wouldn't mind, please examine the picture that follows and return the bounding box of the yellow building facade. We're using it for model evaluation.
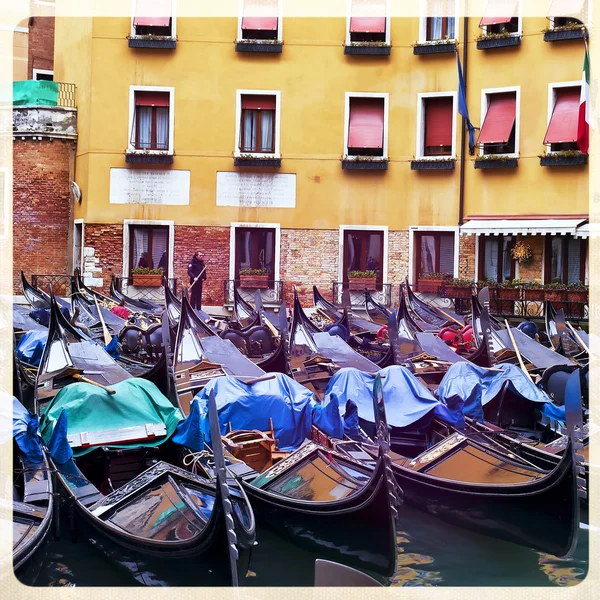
[53,1,589,309]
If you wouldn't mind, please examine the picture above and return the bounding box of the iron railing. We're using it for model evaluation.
[31,274,74,297]
[57,83,77,109]
[223,280,284,307]
[332,282,393,308]
[114,276,180,303]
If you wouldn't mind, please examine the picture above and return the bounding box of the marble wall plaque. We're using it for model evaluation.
[110,168,190,205]
[216,172,296,208]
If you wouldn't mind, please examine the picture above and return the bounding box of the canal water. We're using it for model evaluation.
[22,503,589,588]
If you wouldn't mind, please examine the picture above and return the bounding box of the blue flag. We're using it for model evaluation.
[457,52,476,152]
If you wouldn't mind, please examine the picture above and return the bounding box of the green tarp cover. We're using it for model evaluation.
[13,80,59,106]
[40,379,183,457]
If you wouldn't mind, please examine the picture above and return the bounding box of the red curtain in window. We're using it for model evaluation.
[544,87,580,144]
[348,98,384,149]
[350,0,386,33]
[134,0,172,28]
[477,93,516,145]
[424,97,453,147]
[136,91,170,107]
[241,95,277,110]
[242,0,278,31]
[479,0,519,27]
[547,0,586,20]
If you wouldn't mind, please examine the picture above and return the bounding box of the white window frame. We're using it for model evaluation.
[73,219,85,275]
[130,0,177,39]
[479,86,520,158]
[33,69,54,81]
[0,167,9,240]
[234,90,281,159]
[123,220,175,278]
[545,80,582,155]
[127,85,175,156]
[237,0,283,42]
[229,222,281,282]
[481,0,522,37]
[408,226,460,286]
[418,0,461,43]
[416,91,458,160]
[338,225,389,289]
[345,0,391,46]
[344,92,389,160]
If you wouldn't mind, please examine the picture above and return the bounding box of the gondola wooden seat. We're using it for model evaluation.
[223,426,277,474]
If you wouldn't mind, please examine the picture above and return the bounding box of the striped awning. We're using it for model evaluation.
[460,218,587,236]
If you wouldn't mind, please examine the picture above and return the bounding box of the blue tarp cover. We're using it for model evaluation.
[324,366,465,429]
[1,395,44,464]
[435,362,564,422]
[171,399,204,452]
[16,330,48,366]
[195,373,343,451]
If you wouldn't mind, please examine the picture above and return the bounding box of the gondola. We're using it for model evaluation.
[21,272,70,312]
[39,379,255,582]
[364,289,392,326]
[110,277,163,314]
[544,302,587,360]
[232,287,260,329]
[404,279,464,327]
[2,395,54,579]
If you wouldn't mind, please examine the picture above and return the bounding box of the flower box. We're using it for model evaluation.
[342,159,388,170]
[523,288,545,301]
[417,279,443,293]
[125,152,174,164]
[540,154,588,167]
[411,159,455,171]
[475,158,519,169]
[348,277,376,291]
[239,275,269,289]
[544,28,587,42]
[344,44,391,55]
[413,41,457,55]
[234,156,281,168]
[477,35,522,50]
[235,41,283,53]
[132,274,163,287]
[444,285,473,299]
[128,36,177,49]
[545,289,567,303]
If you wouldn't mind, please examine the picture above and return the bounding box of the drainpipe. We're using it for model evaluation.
[458,13,469,227]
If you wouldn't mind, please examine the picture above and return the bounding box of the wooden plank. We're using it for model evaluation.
[67,423,167,448]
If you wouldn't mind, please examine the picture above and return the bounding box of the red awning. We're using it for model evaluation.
[136,91,170,107]
[242,0,278,31]
[547,0,586,20]
[350,0,386,34]
[348,98,385,149]
[544,87,580,144]
[242,95,277,110]
[479,0,519,27]
[133,0,172,28]
[425,97,453,147]
[478,93,516,145]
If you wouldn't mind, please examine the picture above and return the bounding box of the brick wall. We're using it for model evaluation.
[388,230,409,307]
[13,138,75,294]
[516,235,545,283]
[458,234,476,280]
[84,224,123,293]
[28,16,55,78]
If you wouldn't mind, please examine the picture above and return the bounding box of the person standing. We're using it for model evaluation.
[187,251,207,309]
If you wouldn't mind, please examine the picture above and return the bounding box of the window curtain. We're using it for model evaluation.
[263,231,274,273]
[242,110,257,152]
[567,237,581,284]
[439,234,455,275]
[447,15,456,37]
[347,235,356,273]
[484,238,499,281]
[430,16,443,39]
[366,234,382,274]
[133,228,149,269]
[421,236,436,273]
[239,231,251,270]
[502,237,513,281]
[137,107,152,149]
[151,228,168,272]
[260,111,274,152]
[155,107,169,150]
[551,237,563,283]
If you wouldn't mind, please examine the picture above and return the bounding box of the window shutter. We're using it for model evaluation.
[567,237,581,284]
[242,0,279,31]
[547,0,586,21]
[477,93,516,145]
[135,91,170,107]
[439,234,455,275]
[350,0,386,33]
[424,97,453,148]
[479,0,519,27]
[241,95,277,110]
[348,98,385,149]
[543,87,580,144]
[134,0,172,28]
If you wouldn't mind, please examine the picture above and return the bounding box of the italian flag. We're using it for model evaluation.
[577,46,590,154]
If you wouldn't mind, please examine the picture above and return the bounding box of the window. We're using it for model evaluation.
[239,0,280,41]
[544,84,581,152]
[234,227,276,280]
[33,69,54,81]
[420,0,458,42]
[479,0,521,35]
[547,0,587,27]
[129,226,169,276]
[417,93,456,159]
[478,235,515,282]
[545,235,587,284]
[132,0,175,37]
[478,89,519,157]
[347,0,390,44]
[235,91,280,157]
[343,229,384,288]
[345,94,388,158]
[128,87,174,154]
[414,231,456,280]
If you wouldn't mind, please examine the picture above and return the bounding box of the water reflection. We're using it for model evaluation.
[537,554,587,587]
[389,530,441,587]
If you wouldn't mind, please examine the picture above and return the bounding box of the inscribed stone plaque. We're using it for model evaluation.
[110,169,190,205]
[216,172,296,208]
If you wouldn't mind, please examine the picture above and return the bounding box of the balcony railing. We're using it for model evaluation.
[31,274,74,298]
[223,280,284,307]
[332,282,393,308]
[114,276,180,304]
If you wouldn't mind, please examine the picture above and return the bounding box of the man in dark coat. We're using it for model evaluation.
[187,251,207,309]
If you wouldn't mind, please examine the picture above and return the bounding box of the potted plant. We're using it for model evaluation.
[417,272,448,294]
[566,281,588,319]
[545,281,568,312]
[522,281,545,301]
[239,268,270,289]
[347,270,377,291]
[490,279,521,314]
[131,267,164,287]
[443,278,474,299]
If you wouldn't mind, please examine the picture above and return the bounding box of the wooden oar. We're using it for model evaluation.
[566,321,591,355]
[94,295,112,346]
[238,374,277,385]
[436,307,463,327]
[189,266,207,291]
[504,320,533,383]
[72,373,116,394]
